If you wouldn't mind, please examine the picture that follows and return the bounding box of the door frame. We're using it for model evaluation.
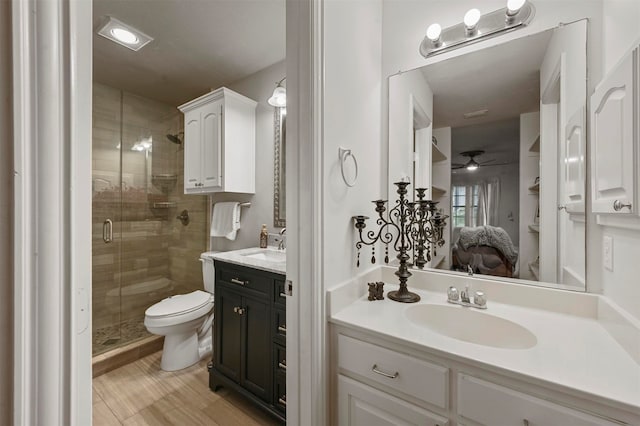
[12,0,93,423]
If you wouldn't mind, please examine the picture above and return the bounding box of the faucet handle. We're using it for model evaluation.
[447,286,459,302]
[473,291,486,307]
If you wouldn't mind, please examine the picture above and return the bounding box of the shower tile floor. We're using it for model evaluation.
[93,317,151,355]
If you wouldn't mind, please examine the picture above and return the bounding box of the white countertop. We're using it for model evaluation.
[330,283,640,412]
[210,247,286,275]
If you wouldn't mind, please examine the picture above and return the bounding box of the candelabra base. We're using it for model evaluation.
[387,290,421,303]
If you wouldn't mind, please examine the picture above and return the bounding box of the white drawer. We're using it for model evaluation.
[458,374,622,426]
[338,334,449,409]
[338,375,448,426]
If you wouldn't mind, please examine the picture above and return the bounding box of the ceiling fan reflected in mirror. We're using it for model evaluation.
[452,150,508,171]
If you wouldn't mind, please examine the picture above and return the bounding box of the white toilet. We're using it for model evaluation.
[144,251,217,371]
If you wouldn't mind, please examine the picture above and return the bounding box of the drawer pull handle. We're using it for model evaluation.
[613,200,632,211]
[278,325,287,334]
[231,278,247,286]
[279,292,288,298]
[233,306,245,315]
[371,364,399,379]
[278,361,287,370]
[278,396,286,406]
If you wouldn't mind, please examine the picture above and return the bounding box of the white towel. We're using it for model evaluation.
[210,202,241,240]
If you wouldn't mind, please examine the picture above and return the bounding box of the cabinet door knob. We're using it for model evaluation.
[277,325,287,335]
[613,200,632,211]
[278,396,287,406]
[371,364,399,379]
[231,278,247,286]
[278,361,287,371]
[237,308,245,315]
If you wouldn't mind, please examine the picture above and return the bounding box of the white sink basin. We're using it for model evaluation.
[241,249,287,263]
[405,304,537,350]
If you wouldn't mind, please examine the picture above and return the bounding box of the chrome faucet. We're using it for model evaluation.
[277,228,286,250]
[447,265,487,309]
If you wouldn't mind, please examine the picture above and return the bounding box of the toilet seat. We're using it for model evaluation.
[144,290,214,328]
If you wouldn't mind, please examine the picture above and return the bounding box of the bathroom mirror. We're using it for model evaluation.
[274,107,286,227]
[388,21,587,291]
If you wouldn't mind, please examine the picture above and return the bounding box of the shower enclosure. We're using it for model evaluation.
[92,83,208,355]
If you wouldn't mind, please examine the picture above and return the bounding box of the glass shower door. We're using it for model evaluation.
[92,84,124,355]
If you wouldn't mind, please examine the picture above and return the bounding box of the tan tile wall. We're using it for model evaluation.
[92,83,207,344]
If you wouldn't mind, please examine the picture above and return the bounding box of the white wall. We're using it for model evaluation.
[591,0,640,319]
[209,60,286,251]
[1,1,12,422]
[324,0,383,289]
[388,69,432,195]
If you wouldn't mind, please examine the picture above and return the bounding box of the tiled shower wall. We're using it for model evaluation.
[92,83,207,354]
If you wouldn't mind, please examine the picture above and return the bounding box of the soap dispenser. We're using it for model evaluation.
[259,224,268,248]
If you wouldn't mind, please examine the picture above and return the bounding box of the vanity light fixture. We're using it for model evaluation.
[420,0,535,58]
[97,16,154,51]
[426,23,443,47]
[268,77,287,107]
[464,8,481,36]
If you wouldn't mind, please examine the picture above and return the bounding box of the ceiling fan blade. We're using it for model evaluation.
[479,159,497,165]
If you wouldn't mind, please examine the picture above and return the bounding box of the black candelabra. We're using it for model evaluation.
[353,181,448,303]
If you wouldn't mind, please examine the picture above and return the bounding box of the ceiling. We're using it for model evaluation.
[93,0,286,106]
[450,117,520,170]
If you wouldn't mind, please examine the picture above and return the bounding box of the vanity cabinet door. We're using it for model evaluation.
[338,375,448,426]
[214,286,243,382]
[241,293,271,402]
[458,374,621,426]
[591,47,638,215]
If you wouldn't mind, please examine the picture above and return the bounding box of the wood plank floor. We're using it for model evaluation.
[93,351,282,426]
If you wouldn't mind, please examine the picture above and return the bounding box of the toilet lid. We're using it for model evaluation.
[145,290,213,318]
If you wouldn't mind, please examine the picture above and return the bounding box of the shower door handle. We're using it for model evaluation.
[103,219,113,243]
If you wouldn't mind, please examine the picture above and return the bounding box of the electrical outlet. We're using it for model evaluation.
[603,235,613,271]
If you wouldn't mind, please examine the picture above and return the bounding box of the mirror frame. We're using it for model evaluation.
[273,107,286,228]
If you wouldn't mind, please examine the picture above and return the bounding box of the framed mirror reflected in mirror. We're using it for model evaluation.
[274,107,286,228]
[388,20,587,291]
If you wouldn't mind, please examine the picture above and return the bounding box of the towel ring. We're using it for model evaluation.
[339,147,358,187]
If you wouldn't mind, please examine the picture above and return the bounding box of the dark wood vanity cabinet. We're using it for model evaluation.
[209,261,286,423]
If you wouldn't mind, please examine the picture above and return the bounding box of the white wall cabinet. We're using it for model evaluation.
[591,46,639,217]
[332,328,632,426]
[179,87,257,194]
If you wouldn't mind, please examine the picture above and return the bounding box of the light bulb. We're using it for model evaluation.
[507,0,526,16]
[110,28,139,45]
[426,23,442,42]
[464,8,481,29]
[466,163,478,171]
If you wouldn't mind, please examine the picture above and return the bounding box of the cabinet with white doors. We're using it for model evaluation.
[332,326,635,426]
[590,44,639,223]
[178,87,257,194]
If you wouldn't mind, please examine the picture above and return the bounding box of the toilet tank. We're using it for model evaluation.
[200,252,218,294]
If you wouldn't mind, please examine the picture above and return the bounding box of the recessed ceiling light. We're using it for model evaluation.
[110,28,138,45]
[97,16,153,51]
